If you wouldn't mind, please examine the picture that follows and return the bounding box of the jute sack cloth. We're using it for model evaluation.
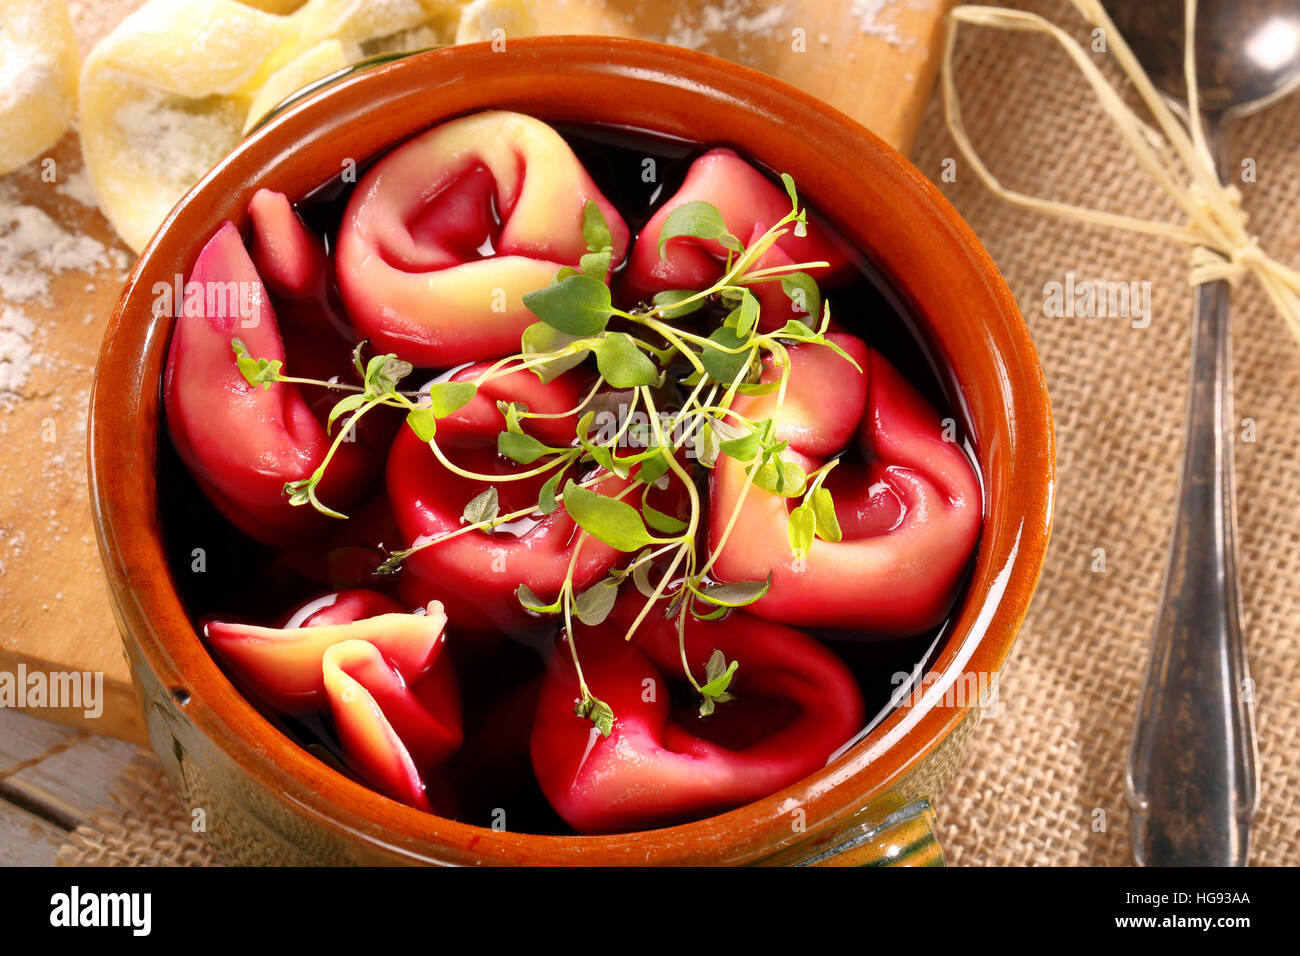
[915,0,1300,866]
[57,0,1300,866]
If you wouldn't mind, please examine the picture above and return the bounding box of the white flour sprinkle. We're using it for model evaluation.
[0,178,126,302]
[54,168,100,208]
[664,1,789,56]
[0,306,37,404]
[851,0,909,48]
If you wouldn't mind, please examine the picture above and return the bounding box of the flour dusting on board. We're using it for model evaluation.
[851,0,911,49]
[0,157,122,618]
[662,0,914,57]
[0,178,127,305]
[664,1,789,58]
[0,171,128,408]
[0,307,38,405]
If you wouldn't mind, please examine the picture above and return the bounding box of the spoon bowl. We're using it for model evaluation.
[1111,0,1300,116]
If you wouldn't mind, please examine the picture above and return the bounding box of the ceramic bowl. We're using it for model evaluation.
[89,37,1054,866]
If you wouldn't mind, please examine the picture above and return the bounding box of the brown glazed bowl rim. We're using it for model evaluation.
[89,36,1054,865]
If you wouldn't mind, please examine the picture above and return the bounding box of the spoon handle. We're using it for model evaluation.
[1126,118,1259,865]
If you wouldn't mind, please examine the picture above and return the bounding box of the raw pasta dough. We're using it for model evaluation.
[78,0,458,252]
[78,0,635,252]
[0,0,79,175]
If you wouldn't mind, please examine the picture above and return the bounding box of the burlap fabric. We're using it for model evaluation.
[57,0,1300,866]
[56,757,219,866]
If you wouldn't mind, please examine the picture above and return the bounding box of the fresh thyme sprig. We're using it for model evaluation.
[230,175,860,734]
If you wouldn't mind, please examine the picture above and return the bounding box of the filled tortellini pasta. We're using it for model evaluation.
[161,110,983,833]
[79,0,454,252]
[531,594,865,834]
[74,0,638,252]
[208,590,460,810]
[336,110,631,366]
[0,0,79,175]
[709,332,983,634]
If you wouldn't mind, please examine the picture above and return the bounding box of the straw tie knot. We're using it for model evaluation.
[1189,242,1254,288]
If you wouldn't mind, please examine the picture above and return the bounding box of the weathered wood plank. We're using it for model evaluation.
[0,801,66,866]
[0,710,142,829]
[0,707,78,763]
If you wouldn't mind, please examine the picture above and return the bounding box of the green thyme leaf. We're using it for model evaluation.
[695,575,771,608]
[374,548,411,575]
[690,599,729,621]
[284,477,311,506]
[630,548,656,597]
[665,587,686,619]
[426,380,476,418]
[521,322,589,384]
[637,451,670,486]
[775,319,817,339]
[498,431,554,464]
[328,393,369,430]
[574,693,615,737]
[231,338,283,389]
[695,421,720,469]
[651,289,705,319]
[584,443,631,480]
[523,272,613,336]
[404,407,437,441]
[641,498,687,534]
[703,649,738,691]
[700,326,753,385]
[364,353,411,396]
[537,471,562,515]
[778,272,821,320]
[709,415,749,443]
[719,426,761,463]
[582,199,613,253]
[580,249,612,282]
[811,486,842,543]
[658,200,741,259]
[594,333,659,388]
[283,472,347,519]
[516,583,562,614]
[780,172,799,210]
[787,502,817,558]
[562,483,656,552]
[699,649,739,716]
[461,487,499,526]
[574,578,619,626]
[727,288,761,337]
[752,458,808,497]
[699,693,730,718]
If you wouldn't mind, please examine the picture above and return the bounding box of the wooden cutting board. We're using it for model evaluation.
[0,0,956,745]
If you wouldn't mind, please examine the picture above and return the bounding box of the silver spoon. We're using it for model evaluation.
[1108,0,1300,866]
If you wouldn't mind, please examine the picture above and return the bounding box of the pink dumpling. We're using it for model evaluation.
[708,333,982,635]
[530,593,864,834]
[163,222,374,547]
[335,110,631,367]
[621,147,855,306]
[386,366,629,635]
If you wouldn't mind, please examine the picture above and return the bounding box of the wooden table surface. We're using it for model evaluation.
[0,708,140,865]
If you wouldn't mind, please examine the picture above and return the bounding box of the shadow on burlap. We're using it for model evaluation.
[57,0,1300,867]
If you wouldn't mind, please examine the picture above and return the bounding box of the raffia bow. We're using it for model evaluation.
[941,0,1300,346]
